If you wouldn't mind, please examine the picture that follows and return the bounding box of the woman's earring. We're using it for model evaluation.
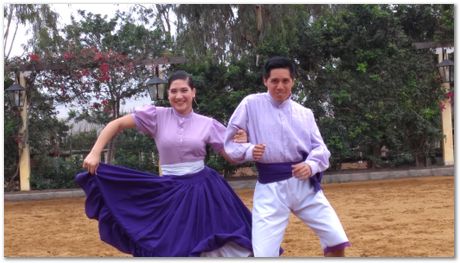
[193,97,199,110]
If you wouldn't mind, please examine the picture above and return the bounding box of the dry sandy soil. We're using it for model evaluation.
[4,176,454,258]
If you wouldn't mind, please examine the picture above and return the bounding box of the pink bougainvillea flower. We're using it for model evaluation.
[63,52,74,61]
[94,52,104,62]
[439,101,446,111]
[99,63,110,73]
[445,91,454,100]
[29,53,40,62]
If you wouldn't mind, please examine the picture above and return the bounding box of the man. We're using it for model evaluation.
[224,56,350,257]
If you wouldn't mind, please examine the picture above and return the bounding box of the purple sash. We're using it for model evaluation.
[255,159,323,192]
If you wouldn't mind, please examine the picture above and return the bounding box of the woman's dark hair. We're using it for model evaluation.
[263,56,296,79]
[167,70,195,89]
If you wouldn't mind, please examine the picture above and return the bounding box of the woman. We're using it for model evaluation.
[75,70,253,257]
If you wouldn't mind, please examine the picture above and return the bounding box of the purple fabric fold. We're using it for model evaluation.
[75,163,253,257]
[323,241,351,255]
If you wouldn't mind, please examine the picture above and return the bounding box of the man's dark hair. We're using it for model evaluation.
[263,56,296,79]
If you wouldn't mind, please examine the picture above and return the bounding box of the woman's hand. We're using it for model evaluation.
[82,151,101,175]
[253,144,266,161]
[233,129,248,143]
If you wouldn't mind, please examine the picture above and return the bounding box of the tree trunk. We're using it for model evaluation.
[255,5,263,67]
[415,152,427,167]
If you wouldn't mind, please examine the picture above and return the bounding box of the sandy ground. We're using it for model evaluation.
[4,176,454,257]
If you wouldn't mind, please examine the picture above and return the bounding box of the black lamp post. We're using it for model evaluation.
[6,83,25,109]
[145,76,168,102]
[436,59,454,85]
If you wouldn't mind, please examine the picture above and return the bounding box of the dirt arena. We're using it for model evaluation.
[4,176,454,257]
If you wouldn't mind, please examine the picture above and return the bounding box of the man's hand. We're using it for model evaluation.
[292,162,312,180]
[253,144,266,161]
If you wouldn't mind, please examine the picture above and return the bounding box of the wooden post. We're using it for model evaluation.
[440,82,454,165]
[438,52,454,166]
[18,72,31,191]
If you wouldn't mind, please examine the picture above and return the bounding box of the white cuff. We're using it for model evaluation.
[305,160,319,175]
[244,144,255,162]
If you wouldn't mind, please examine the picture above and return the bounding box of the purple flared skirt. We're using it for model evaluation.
[75,163,253,257]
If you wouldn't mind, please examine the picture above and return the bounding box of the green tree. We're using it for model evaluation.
[30,9,170,163]
[175,4,235,63]
[296,4,446,168]
[394,4,454,44]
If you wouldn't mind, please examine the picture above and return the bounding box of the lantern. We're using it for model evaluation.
[145,76,168,101]
[6,83,25,108]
